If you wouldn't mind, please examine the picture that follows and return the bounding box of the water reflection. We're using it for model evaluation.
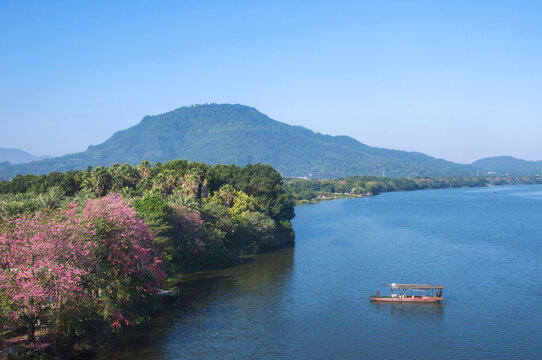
[95,248,295,359]
[371,302,445,318]
[179,247,295,305]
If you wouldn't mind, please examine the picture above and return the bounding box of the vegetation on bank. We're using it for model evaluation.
[285,175,542,203]
[0,160,295,358]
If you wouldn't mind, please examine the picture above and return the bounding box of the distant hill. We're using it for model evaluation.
[472,156,542,176]
[0,147,51,165]
[0,104,477,179]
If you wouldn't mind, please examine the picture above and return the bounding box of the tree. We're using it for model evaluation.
[167,193,201,214]
[137,160,152,180]
[35,186,65,210]
[82,195,166,328]
[229,190,259,219]
[206,184,234,208]
[0,195,166,343]
[233,212,276,253]
[133,196,173,241]
[84,166,113,197]
[365,181,384,195]
[0,205,92,343]
[108,164,140,192]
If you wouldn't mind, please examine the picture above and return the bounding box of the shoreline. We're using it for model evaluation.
[288,176,542,205]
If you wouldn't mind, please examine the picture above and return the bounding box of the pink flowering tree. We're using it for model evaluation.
[0,194,166,343]
[0,205,93,343]
[81,194,166,330]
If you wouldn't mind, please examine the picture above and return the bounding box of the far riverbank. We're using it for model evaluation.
[284,175,542,204]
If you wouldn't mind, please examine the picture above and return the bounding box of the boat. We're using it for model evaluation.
[370,283,446,303]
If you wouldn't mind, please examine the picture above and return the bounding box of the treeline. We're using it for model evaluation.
[0,160,295,357]
[285,175,542,202]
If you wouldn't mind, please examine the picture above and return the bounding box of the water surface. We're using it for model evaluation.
[96,185,542,359]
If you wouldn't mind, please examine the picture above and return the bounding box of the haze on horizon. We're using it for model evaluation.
[1,1,541,164]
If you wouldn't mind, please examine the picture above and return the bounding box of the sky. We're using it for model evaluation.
[1,0,541,164]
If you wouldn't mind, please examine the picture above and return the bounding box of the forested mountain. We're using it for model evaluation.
[0,147,50,164]
[472,156,542,176]
[0,104,477,179]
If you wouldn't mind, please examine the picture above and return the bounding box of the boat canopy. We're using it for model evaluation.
[387,284,445,290]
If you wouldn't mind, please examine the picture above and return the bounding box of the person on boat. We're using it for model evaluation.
[375,290,379,296]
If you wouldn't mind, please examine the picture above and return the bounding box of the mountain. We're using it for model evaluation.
[0,104,477,179]
[472,156,542,176]
[0,147,51,165]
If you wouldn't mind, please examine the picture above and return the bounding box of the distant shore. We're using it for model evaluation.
[285,175,542,205]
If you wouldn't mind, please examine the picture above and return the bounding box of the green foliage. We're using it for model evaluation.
[83,166,113,197]
[199,201,237,242]
[233,212,276,253]
[364,181,385,195]
[133,195,174,243]
[35,186,65,210]
[0,159,297,358]
[229,190,259,218]
[210,187,260,219]
[166,193,200,213]
[0,159,297,273]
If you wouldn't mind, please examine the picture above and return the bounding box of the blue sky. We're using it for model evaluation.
[1,1,541,163]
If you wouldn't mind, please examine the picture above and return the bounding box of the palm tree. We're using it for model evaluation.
[109,164,140,191]
[181,174,201,197]
[167,194,201,214]
[121,164,140,188]
[0,199,24,218]
[218,184,235,207]
[14,193,37,212]
[87,167,113,197]
[108,164,125,192]
[35,187,65,210]
[137,160,152,180]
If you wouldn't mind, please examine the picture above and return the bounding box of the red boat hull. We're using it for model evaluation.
[370,296,444,303]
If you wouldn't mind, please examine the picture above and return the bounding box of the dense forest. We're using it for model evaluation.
[285,175,542,202]
[0,160,295,357]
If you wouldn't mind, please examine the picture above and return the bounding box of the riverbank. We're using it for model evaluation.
[0,161,296,359]
[285,175,542,204]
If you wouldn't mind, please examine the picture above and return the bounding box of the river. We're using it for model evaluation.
[95,185,542,359]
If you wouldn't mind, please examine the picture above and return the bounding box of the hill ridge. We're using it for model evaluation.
[472,156,542,175]
[0,104,476,179]
[0,147,51,165]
